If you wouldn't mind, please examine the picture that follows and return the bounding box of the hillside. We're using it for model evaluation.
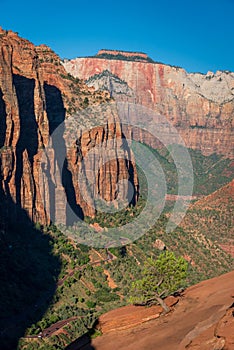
[135,144,234,196]
[16,181,234,349]
[181,179,234,257]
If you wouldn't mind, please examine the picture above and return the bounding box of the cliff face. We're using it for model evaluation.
[0,29,138,226]
[63,54,234,156]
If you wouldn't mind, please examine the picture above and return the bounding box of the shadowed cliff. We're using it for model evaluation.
[0,183,62,349]
[13,75,38,210]
[43,82,84,224]
[0,77,82,349]
[0,89,6,148]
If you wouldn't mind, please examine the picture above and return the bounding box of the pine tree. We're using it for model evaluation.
[129,251,188,313]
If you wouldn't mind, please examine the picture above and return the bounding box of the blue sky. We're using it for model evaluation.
[1,0,233,73]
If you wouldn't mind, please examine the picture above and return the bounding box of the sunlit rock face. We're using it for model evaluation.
[64,51,234,157]
[0,30,138,225]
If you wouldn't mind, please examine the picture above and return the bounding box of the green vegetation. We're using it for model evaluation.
[3,145,233,349]
[86,69,129,87]
[85,195,146,228]
[83,97,89,107]
[188,149,233,195]
[0,145,13,153]
[94,52,155,63]
[129,251,188,312]
[8,196,234,349]
[60,72,81,84]
[17,224,124,349]
[60,71,111,116]
[136,144,234,196]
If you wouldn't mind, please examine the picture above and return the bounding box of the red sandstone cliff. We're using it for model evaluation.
[63,53,234,156]
[0,29,138,226]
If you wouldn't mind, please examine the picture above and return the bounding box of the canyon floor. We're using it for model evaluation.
[81,270,234,350]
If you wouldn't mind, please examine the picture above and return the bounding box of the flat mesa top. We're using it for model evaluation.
[93,49,156,63]
[97,49,148,59]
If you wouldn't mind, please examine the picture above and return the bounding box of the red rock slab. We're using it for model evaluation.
[86,271,234,350]
[97,296,178,333]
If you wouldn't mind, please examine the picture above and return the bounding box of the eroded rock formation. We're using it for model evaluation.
[0,29,138,226]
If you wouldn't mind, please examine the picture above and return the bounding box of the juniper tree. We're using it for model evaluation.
[129,251,188,313]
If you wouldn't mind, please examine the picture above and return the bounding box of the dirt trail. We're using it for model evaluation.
[103,269,117,289]
[87,271,234,350]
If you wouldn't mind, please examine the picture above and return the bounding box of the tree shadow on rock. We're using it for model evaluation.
[65,331,95,350]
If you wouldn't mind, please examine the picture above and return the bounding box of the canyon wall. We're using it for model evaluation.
[0,29,138,226]
[64,53,234,156]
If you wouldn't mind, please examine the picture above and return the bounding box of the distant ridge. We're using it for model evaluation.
[97,49,148,59]
[94,49,154,63]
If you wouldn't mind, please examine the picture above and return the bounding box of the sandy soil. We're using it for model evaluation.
[103,269,117,289]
